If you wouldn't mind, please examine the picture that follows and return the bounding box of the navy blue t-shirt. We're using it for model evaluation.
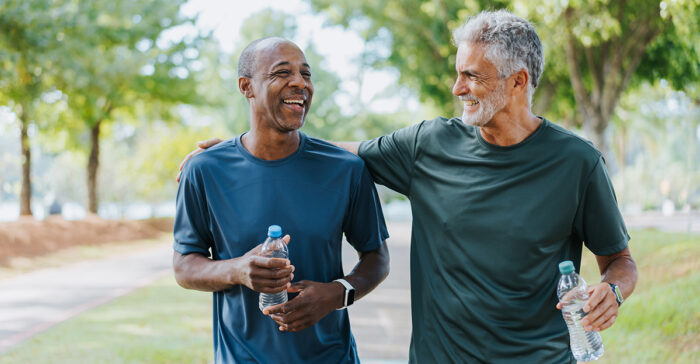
[174,132,389,364]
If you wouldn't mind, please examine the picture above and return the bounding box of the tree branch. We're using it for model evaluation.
[584,45,602,105]
[563,8,593,117]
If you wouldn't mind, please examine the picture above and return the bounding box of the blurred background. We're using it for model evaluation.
[0,0,698,221]
[0,1,698,363]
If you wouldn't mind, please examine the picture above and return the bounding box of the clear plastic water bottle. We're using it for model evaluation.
[557,260,604,362]
[258,225,289,311]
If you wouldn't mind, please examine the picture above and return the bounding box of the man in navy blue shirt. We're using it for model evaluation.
[173,37,390,363]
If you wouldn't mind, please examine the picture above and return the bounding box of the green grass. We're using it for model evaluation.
[1,229,698,363]
[0,276,213,364]
[579,229,700,363]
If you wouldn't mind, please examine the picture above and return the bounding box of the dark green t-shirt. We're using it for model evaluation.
[359,117,629,363]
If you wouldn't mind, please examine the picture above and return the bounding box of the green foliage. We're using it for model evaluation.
[308,0,700,141]
[579,230,700,363]
[310,0,507,116]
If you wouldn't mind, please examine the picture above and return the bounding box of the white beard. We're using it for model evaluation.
[461,81,508,127]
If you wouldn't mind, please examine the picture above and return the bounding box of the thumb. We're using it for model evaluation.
[247,243,263,256]
[283,234,291,245]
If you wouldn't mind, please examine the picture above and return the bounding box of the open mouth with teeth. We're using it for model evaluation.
[283,98,306,112]
[463,100,479,107]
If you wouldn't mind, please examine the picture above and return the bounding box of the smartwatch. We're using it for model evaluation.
[608,282,624,306]
[333,278,356,310]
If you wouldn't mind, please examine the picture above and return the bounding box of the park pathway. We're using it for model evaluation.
[0,214,697,359]
[0,243,172,354]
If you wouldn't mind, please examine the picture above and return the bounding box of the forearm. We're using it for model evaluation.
[331,141,362,155]
[597,249,638,300]
[341,242,390,303]
[173,251,239,292]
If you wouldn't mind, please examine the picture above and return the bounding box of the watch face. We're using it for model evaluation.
[347,289,355,306]
[614,285,623,302]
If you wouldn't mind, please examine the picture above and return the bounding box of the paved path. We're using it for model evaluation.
[0,214,697,359]
[0,243,172,354]
[0,222,415,360]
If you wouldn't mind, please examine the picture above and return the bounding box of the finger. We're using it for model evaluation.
[197,137,222,149]
[251,275,294,289]
[251,256,291,269]
[178,149,199,171]
[583,285,607,313]
[587,303,617,331]
[284,316,314,332]
[596,314,617,332]
[176,171,181,183]
[254,284,291,294]
[282,234,291,245]
[556,302,563,310]
[287,281,307,293]
[582,297,611,330]
[263,302,288,315]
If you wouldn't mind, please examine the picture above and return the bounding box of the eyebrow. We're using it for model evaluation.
[272,61,311,69]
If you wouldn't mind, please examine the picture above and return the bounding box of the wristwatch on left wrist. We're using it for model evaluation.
[334,278,355,310]
[608,282,624,306]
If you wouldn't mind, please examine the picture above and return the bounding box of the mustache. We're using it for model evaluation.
[283,90,307,98]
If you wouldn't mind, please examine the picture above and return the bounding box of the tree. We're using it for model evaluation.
[522,0,700,158]
[307,0,700,159]
[54,0,205,213]
[0,0,77,216]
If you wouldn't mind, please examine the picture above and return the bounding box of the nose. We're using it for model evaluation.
[452,75,468,96]
[289,71,307,89]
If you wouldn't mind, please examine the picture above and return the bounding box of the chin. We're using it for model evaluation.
[461,112,490,127]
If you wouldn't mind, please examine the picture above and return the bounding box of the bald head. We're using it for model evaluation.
[237,37,301,78]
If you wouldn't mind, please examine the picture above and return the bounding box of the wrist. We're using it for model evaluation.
[330,281,346,309]
[333,278,356,310]
[605,282,624,306]
[226,257,244,287]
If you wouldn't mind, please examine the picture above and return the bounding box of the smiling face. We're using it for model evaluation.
[243,40,314,132]
[452,42,509,127]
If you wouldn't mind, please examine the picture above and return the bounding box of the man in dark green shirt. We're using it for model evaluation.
[180,9,637,364]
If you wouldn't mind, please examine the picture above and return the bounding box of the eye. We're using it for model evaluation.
[275,70,290,76]
[302,71,311,79]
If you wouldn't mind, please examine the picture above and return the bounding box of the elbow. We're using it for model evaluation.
[380,242,391,281]
[172,252,195,289]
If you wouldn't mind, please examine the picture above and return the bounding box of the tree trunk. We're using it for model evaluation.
[16,101,32,216]
[582,112,609,161]
[18,104,33,216]
[87,120,101,214]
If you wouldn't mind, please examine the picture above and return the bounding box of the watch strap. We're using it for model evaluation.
[333,278,355,310]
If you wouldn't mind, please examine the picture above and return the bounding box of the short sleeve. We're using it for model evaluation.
[573,157,630,256]
[358,121,424,196]
[342,164,390,253]
[173,166,214,257]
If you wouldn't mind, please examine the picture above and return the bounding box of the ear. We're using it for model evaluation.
[510,68,529,94]
[239,77,254,99]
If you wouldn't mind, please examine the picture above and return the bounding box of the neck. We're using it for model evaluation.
[479,108,542,146]
[242,126,301,160]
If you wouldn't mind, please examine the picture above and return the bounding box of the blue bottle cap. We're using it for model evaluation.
[267,225,282,238]
[559,260,575,274]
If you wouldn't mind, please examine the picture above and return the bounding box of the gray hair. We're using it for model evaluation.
[452,10,544,105]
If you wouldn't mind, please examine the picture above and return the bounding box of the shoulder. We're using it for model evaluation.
[181,139,237,178]
[303,135,367,168]
[540,119,602,166]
